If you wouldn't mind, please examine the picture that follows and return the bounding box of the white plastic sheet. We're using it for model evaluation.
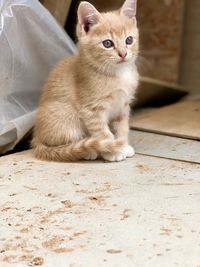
[0,0,77,154]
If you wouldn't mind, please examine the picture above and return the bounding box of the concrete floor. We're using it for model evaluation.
[0,150,200,267]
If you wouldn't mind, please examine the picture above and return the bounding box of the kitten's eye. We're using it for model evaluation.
[102,39,114,48]
[126,36,134,45]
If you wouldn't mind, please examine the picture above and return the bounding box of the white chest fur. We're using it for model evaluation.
[119,65,134,83]
[117,64,138,88]
[108,64,138,120]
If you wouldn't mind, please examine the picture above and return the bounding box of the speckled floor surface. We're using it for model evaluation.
[0,150,200,267]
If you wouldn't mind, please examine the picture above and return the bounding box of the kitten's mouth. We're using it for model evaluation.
[116,59,126,64]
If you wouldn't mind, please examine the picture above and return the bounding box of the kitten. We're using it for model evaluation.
[32,0,139,162]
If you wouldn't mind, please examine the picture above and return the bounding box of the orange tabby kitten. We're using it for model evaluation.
[32,0,139,162]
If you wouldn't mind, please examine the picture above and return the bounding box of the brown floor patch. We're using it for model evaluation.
[106,249,122,254]
[29,256,44,266]
[160,228,172,236]
[61,200,74,208]
[121,209,132,220]
[88,196,107,206]
[42,236,64,250]
[3,255,16,263]
[53,248,74,254]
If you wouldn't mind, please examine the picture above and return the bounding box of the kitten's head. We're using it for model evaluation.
[77,0,139,73]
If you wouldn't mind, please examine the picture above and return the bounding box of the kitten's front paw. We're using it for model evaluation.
[101,151,126,162]
[83,151,98,161]
[101,145,135,162]
[122,145,135,158]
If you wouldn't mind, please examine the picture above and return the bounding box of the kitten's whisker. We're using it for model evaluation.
[97,59,111,75]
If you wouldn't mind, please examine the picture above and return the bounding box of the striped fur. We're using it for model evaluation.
[32,0,139,162]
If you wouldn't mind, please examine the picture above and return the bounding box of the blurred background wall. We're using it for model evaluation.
[180,0,200,95]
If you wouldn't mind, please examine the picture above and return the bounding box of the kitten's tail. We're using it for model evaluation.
[32,137,123,162]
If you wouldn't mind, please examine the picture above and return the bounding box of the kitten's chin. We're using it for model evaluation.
[116,59,126,64]
[115,57,136,65]
[115,60,132,67]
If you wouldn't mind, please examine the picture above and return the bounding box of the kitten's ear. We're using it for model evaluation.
[78,1,102,33]
[120,0,137,19]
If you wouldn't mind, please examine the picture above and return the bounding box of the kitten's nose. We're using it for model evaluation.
[118,51,127,59]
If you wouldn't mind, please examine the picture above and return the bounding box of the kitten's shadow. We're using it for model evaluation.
[70,159,114,165]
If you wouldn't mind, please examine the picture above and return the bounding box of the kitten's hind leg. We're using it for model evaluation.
[83,151,98,161]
